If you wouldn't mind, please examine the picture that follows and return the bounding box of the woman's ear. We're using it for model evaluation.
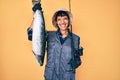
[55,22,59,28]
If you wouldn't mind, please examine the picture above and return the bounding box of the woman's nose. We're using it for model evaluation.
[61,19,65,23]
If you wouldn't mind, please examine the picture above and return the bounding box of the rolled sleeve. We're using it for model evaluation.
[27,27,33,41]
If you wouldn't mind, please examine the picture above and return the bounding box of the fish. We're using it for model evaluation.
[32,0,46,66]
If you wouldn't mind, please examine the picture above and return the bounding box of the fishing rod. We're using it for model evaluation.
[68,0,73,34]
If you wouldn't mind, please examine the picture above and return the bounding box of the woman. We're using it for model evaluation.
[27,2,82,80]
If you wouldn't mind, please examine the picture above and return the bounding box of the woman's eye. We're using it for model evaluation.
[64,17,68,20]
[57,18,61,21]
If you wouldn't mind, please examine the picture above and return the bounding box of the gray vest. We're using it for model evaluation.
[44,31,80,80]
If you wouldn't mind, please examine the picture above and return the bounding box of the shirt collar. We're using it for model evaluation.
[56,29,72,38]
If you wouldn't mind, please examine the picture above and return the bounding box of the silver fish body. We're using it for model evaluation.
[32,10,46,66]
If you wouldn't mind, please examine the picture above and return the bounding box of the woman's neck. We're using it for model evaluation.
[60,30,68,38]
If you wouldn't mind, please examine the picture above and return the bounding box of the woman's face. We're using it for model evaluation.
[56,16,69,31]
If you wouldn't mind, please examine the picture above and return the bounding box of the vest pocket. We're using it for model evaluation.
[44,65,54,80]
[47,41,55,50]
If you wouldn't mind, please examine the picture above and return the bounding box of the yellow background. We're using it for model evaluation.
[0,0,120,80]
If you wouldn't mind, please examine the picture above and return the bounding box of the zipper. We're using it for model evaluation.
[59,44,62,80]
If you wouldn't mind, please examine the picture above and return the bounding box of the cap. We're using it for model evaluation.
[52,8,73,28]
